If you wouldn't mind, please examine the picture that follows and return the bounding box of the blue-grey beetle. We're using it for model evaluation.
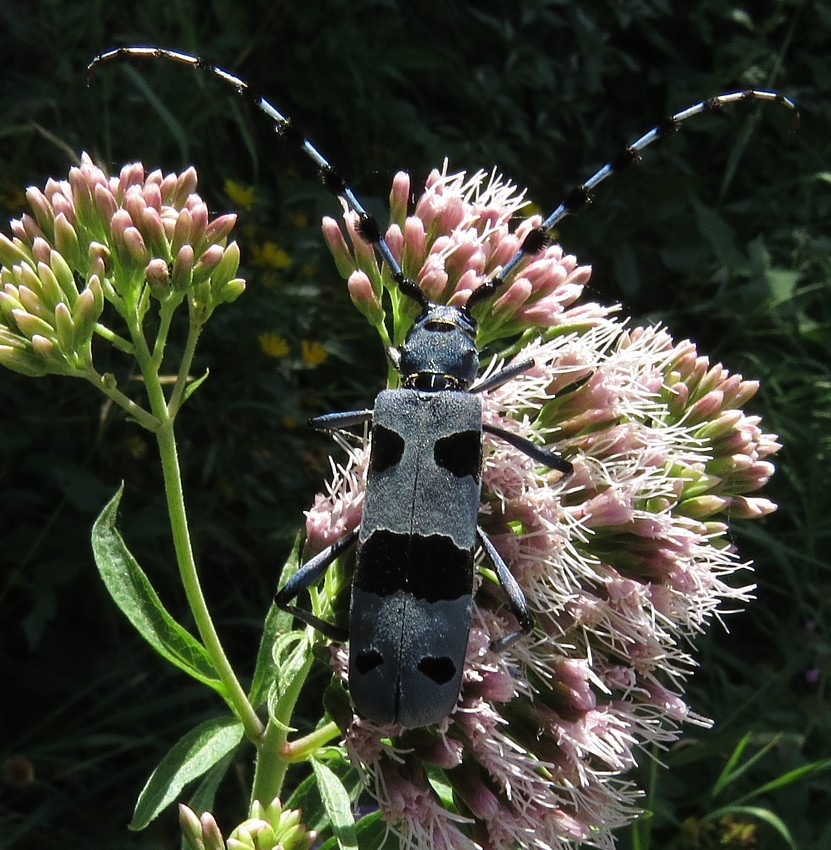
[87,47,797,727]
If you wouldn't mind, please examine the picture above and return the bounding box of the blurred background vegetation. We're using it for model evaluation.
[1,0,828,847]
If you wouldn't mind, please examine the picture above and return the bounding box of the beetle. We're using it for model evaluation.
[87,47,797,727]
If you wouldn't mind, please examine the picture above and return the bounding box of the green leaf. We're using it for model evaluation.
[704,805,797,850]
[267,629,313,731]
[286,755,363,836]
[733,757,831,804]
[319,811,400,850]
[311,757,358,850]
[184,749,235,819]
[182,367,210,404]
[91,485,224,693]
[249,535,302,707]
[711,731,753,797]
[131,716,244,830]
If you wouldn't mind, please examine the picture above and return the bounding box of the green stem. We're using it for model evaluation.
[128,313,263,742]
[153,421,263,740]
[86,370,161,431]
[251,649,314,805]
[168,316,203,417]
[284,721,341,762]
[93,322,135,354]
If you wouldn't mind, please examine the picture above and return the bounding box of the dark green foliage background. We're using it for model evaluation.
[1,1,828,847]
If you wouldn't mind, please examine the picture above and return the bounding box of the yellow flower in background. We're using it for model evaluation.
[224,179,255,210]
[300,340,327,366]
[251,241,292,269]
[258,332,290,358]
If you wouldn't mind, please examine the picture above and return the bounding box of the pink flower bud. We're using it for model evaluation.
[321,216,355,278]
[118,161,145,197]
[347,270,383,325]
[53,214,82,271]
[205,213,237,245]
[172,244,194,291]
[402,216,427,270]
[25,186,55,239]
[171,207,193,255]
[389,170,410,226]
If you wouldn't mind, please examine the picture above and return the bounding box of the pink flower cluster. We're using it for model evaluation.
[0,154,243,378]
[309,165,779,850]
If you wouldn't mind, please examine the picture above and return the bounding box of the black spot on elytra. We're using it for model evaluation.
[355,648,384,674]
[434,430,480,480]
[418,655,456,684]
[371,425,405,472]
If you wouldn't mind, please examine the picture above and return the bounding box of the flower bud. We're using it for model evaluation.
[122,226,150,266]
[73,282,102,344]
[12,308,53,341]
[207,241,240,294]
[178,804,206,850]
[94,182,118,226]
[0,232,34,269]
[172,244,194,291]
[347,270,384,326]
[171,207,193,256]
[31,334,63,367]
[192,244,223,284]
[0,342,49,376]
[217,278,246,304]
[53,214,82,275]
[37,261,65,309]
[676,494,730,519]
[119,161,145,197]
[25,186,55,240]
[189,202,209,253]
[205,213,237,245]
[389,170,410,226]
[145,258,171,300]
[171,166,198,207]
[199,811,226,850]
[53,301,75,353]
[139,206,170,258]
[402,215,427,270]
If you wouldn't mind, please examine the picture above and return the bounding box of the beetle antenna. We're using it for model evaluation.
[86,46,429,311]
[466,89,798,309]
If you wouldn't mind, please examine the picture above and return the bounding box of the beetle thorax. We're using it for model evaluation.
[398,305,479,391]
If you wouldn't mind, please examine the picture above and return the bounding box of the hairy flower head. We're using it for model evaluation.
[308,164,779,849]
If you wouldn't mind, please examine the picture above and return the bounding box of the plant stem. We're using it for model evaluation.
[153,419,263,741]
[284,721,341,762]
[128,310,263,742]
[87,370,161,431]
[168,315,203,417]
[250,642,314,805]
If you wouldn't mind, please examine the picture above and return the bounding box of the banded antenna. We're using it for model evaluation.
[466,88,798,307]
[86,46,429,311]
[88,48,797,313]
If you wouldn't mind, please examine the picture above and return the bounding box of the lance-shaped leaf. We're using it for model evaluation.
[130,715,244,830]
[91,485,224,693]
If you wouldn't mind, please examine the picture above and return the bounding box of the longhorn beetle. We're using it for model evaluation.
[88,48,797,728]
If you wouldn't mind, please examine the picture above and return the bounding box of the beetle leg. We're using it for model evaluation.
[477,527,534,652]
[469,358,534,394]
[483,423,573,474]
[274,527,359,641]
